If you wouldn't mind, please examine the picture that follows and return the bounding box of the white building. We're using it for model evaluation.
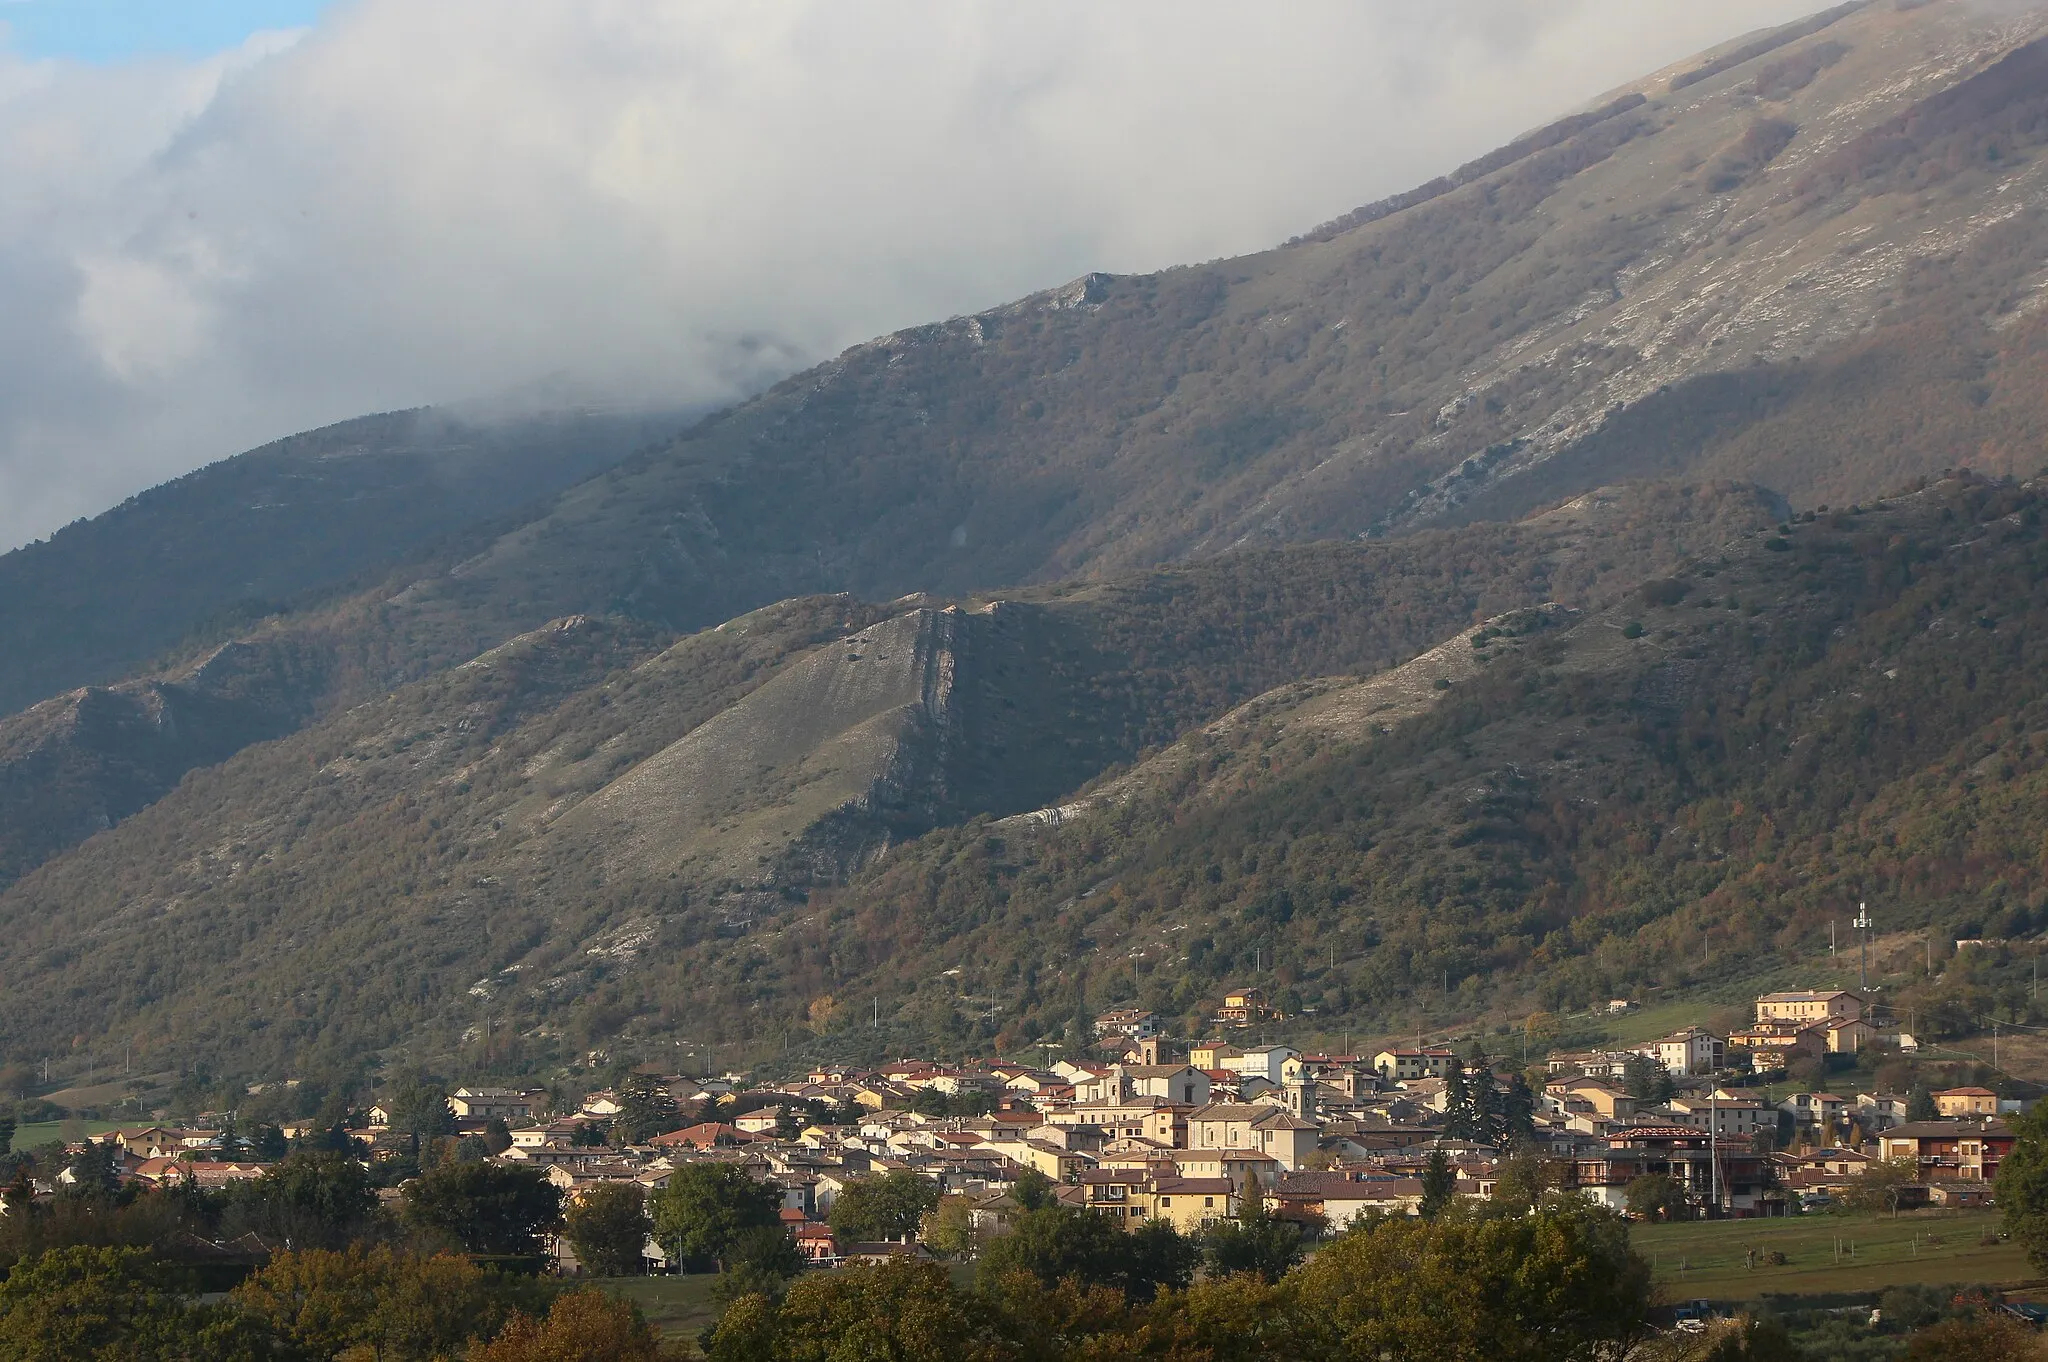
[1220,1046,1300,1086]
[1632,1028,1724,1078]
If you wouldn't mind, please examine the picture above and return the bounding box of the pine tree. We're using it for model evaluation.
[1420,1149,1457,1220]
[1473,1068,1503,1146]
[1443,1064,1476,1140]
[1501,1073,1538,1148]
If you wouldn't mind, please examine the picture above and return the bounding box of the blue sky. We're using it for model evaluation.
[0,0,324,61]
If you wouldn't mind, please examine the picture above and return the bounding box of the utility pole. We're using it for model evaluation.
[1854,903,1873,989]
[1710,1091,1720,1218]
[1830,920,1836,957]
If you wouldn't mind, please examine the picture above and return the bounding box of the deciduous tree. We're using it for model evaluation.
[1203,1207,1304,1283]
[830,1170,941,1244]
[564,1182,649,1278]
[1287,1203,1652,1362]
[1624,1173,1690,1223]
[651,1163,780,1271]
[472,1289,665,1362]
[402,1161,563,1256]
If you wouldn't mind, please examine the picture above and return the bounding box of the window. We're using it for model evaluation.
[1204,1197,1215,1207]
[1159,1197,1171,1206]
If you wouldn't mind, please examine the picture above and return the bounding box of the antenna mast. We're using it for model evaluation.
[1853,903,1873,989]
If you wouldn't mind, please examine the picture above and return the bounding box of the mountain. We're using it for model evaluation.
[0,483,1777,1074]
[0,404,691,719]
[8,0,2046,894]
[10,0,2048,1085]
[664,472,2048,1064]
[375,0,2048,651]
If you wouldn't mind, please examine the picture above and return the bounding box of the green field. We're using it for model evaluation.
[8,1120,126,1152]
[1632,1210,2036,1300]
[596,1275,725,1344]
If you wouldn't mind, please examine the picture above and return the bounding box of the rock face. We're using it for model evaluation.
[558,608,964,884]
[0,639,333,884]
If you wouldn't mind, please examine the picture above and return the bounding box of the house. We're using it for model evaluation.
[1071,1064,1211,1108]
[650,1122,756,1149]
[1161,1147,1283,1190]
[980,1138,1095,1182]
[1217,1046,1299,1086]
[994,1069,1063,1095]
[122,1161,269,1189]
[1095,1008,1162,1041]
[924,1071,1004,1098]
[449,1088,540,1122]
[1217,988,1274,1025]
[1726,1022,1827,1071]
[1856,1093,1912,1131]
[1058,1099,1188,1148]
[105,1128,189,1161]
[1665,1096,1772,1142]
[1567,1125,1771,1217]
[795,1223,840,1264]
[1187,1042,1242,1070]
[1272,1171,1421,1229]
[1545,1052,1636,1079]
[1802,1148,1873,1179]
[1281,1055,1378,1100]
[1755,991,1866,1026]
[1372,1048,1457,1082]
[367,1104,393,1129]
[510,1119,591,1151]
[734,1108,792,1136]
[1632,1028,1724,1078]
[1185,1102,1319,1170]
[1823,1018,1876,1055]
[1077,1168,1153,1224]
[1144,1177,1238,1233]
[1877,1120,2015,1182]
[1545,1078,1636,1122]
[1779,1092,1851,1141]
[1935,1087,2000,1118]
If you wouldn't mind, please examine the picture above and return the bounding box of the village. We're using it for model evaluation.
[15,982,2030,1277]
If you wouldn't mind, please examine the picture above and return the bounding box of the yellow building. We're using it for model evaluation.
[1935,1087,1999,1117]
[1754,990,1864,1026]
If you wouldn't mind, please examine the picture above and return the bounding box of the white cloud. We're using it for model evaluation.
[0,0,1823,550]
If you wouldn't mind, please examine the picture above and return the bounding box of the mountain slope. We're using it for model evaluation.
[7,1,2046,897]
[0,404,690,718]
[747,473,2048,1061]
[16,3,2048,1083]
[379,0,2048,650]
[0,483,1777,1074]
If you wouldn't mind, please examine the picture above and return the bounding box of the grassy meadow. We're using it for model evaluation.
[1633,1209,2036,1301]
